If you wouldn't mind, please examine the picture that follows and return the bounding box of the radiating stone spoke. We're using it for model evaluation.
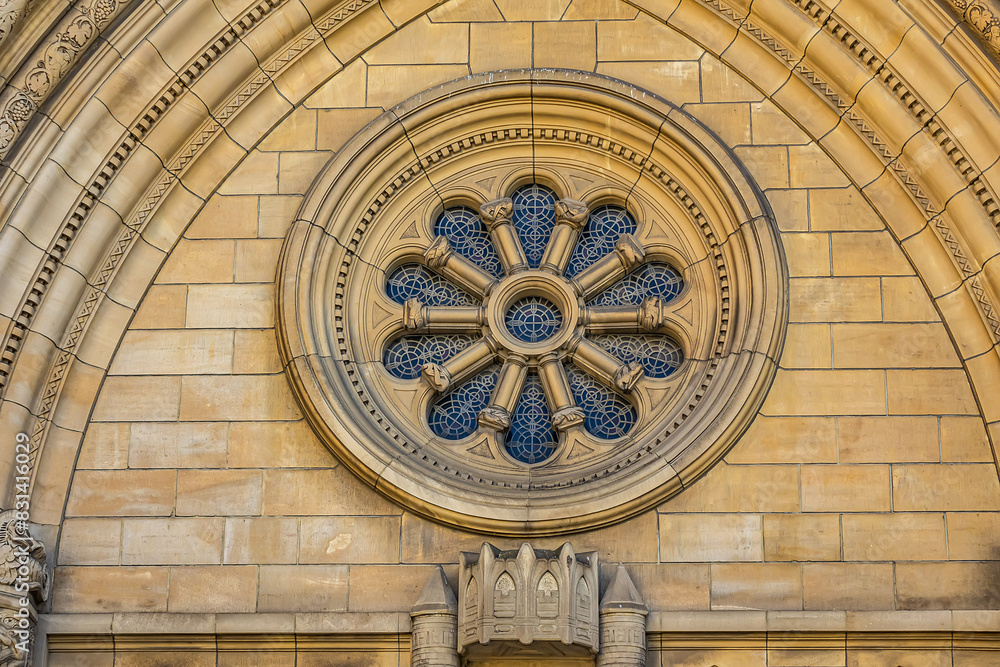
[477,355,529,431]
[569,234,646,299]
[565,334,644,393]
[537,353,585,432]
[423,236,498,299]
[583,296,667,334]
[539,199,588,276]
[480,197,529,275]
[402,299,484,333]
[421,335,499,393]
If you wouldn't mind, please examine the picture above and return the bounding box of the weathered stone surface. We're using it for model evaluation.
[299,516,401,564]
[122,518,225,565]
[659,514,763,562]
[258,565,349,612]
[763,514,841,562]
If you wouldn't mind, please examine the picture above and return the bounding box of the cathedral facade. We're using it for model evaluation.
[0,0,999,664]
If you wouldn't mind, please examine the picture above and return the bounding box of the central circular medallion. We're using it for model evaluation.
[504,296,562,343]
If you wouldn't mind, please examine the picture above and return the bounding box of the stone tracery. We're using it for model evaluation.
[386,185,686,464]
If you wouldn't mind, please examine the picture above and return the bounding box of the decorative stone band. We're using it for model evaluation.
[0,0,28,51]
[942,0,1000,62]
[0,0,132,158]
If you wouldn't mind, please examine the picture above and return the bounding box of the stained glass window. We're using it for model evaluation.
[588,262,683,306]
[566,205,637,277]
[383,192,688,462]
[434,206,504,278]
[511,184,557,269]
[566,366,637,439]
[504,296,562,343]
[386,264,477,306]
[384,335,476,379]
[592,335,683,379]
[504,373,556,463]
[429,365,499,440]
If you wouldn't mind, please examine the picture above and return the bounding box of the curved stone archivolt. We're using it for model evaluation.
[0,0,997,535]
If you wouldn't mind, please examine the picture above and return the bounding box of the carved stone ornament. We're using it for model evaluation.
[410,544,649,665]
[276,69,787,536]
[0,511,48,667]
[458,543,600,658]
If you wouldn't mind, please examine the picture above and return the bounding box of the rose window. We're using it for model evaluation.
[277,71,786,535]
[383,184,685,465]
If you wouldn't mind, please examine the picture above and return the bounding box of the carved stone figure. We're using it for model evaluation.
[403,299,427,331]
[637,297,666,331]
[424,235,453,270]
[0,511,47,667]
[479,197,514,228]
[613,235,646,269]
[554,199,589,228]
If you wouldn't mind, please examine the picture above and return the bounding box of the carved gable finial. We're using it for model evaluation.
[601,563,647,613]
[413,565,457,615]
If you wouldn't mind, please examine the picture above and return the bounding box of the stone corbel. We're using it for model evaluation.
[0,510,48,667]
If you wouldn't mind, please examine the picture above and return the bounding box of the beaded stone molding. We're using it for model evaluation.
[276,70,787,535]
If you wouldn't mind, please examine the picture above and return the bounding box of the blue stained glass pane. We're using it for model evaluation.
[511,184,557,268]
[565,205,637,278]
[429,366,499,440]
[588,262,684,307]
[505,373,556,464]
[434,207,504,278]
[504,296,562,343]
[384,335,476,380]
[566,365,636,439]
[591,334,683,379]
[386,264,477,306]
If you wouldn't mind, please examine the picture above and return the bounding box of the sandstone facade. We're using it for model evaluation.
[0,0,997,664]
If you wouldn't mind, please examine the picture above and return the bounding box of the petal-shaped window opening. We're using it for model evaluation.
[435,206,504,278]
[384,335,477,379]
[429,365,500,440]
[504,373,557,463]
[511,184,557,268]
[387,264,478,306]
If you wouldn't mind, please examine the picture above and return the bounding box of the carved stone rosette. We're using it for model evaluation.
[458,543,600,658]
[0,511,48,667]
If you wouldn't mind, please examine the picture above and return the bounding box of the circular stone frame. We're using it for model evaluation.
[277,70,787,536]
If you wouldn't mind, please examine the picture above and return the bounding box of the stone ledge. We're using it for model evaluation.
[647,610,1000,633]
[42,610,1000,636]
[42,612,413,635]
